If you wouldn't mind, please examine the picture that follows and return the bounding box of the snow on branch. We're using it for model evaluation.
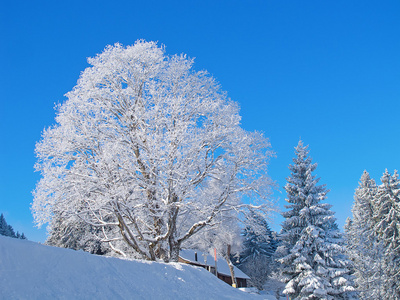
[32,40,274,262]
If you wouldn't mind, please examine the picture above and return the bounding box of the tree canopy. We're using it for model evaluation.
[32,40,274,262]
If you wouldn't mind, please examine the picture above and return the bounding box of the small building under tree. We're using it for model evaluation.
[179,249,250,288]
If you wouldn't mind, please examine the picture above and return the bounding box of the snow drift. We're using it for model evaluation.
[0,235,268,299]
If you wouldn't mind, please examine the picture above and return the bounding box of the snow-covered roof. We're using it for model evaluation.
[179,249,250,279]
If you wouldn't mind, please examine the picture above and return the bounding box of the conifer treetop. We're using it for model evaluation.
[282,140,332,232]
[373,169,400,251]
[279,141,355,299]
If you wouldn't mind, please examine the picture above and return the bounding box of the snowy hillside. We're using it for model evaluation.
[0,235,275,299]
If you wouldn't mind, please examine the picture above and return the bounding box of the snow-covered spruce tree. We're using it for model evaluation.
[239,211,278,264]
[371,170,400,299]
[279,141,355,299]
[32,41,274,262]
[345,171,385,299]
[235,211,278,290]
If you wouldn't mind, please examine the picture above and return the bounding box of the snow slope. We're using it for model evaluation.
[0,235,275,299]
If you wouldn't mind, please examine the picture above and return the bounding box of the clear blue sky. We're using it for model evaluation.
[1,0,399,242]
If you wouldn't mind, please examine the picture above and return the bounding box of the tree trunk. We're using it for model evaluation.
[168,233,181,262]
[226,244,237,288]
[169,243,180,262]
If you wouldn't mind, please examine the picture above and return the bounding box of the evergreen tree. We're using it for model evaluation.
[7,224,16,238]
[0,213,26,239]
[372,170,400,299]
[345,171,384,299]
[236,211,278,290]
[279,141,355,299]
[239,212,278,263]
[0,213,10,236]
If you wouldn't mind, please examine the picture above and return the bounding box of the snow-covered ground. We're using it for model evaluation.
[0,235,278,299]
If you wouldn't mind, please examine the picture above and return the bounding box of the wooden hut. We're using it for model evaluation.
[179,249,250,288]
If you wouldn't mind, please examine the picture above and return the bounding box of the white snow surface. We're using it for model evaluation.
[0,236,275,299]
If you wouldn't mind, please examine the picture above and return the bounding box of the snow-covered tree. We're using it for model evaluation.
[239,212,277,263]
[46,212,111,255]
[371,170,400,299]
[183,209,243,286]
[345,171,384,299]
[279,141,355,299]
[32,41,274,262]
[235,211,278,290]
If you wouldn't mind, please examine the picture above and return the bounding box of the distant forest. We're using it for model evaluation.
[0,213,26,239]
